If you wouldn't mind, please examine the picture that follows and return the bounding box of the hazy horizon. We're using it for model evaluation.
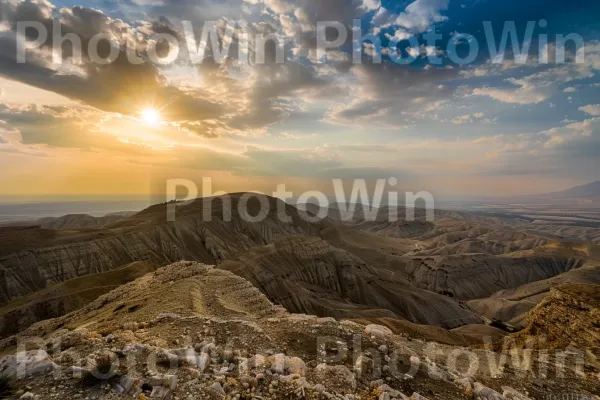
[1,178,599,205]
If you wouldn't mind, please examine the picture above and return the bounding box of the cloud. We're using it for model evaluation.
[0,105,56,157]
[235,146,342,176]
[252,0,376,64]
[129,142,338,178]
[580,104,600,116]
[326,144,398,153]
[1,0,599,193]
[263,0,293,13]
[483,118,599,159]
[325,62,457,125]
[371,0,449,32]
[472,86,547,104]
[0,2,227,121]
[0,143,51,157]
[472,66,594,104]
[276,131,316,140]
[443,117,600,181]
[0,102,190,154]
[451,112,496,124]
[0,103,114,150]
[0,1,306,137]
[469,42,600,105]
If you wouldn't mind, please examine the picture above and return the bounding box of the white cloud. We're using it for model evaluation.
[469,118,600,170]
[540,118,598,148]
[361,0,381,11]
[466,41,600,105]
[580,104,600,116]
[263,0,292,13]
[472,63,596,104]
[451,112,496,124]
[385,29,412,41]
[406,46,420,58]
[472,85,549,104]
[372,0,449,32]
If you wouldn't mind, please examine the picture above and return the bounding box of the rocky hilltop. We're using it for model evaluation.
[1,262,598,400]
[506,284,600,354]
[0,196,317,304]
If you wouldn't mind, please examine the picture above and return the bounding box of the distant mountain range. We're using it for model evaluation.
[544,181,600,198]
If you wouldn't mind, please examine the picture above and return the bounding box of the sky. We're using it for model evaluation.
[0,0,599,201]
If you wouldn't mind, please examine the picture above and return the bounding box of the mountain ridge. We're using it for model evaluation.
[535,180,600,199]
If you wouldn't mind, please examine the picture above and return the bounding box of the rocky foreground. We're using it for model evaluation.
[507,283,600,355]
[0,262,598,400]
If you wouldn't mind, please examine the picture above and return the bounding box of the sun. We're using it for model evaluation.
[140,108,161,125]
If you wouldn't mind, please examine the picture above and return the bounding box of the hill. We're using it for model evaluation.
[0,261,157,338]
[36,212,135,230]
[0,193,599,363]
[544,181,600,198]
[0,262,597,400]
[505,283,600,354]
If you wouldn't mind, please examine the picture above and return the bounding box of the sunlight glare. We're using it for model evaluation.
[141,108,161,126]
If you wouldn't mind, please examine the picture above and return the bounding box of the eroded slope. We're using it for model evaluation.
[1,262,597,400]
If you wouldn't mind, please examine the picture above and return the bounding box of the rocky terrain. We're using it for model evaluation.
[219,236,481,328]
[0,262,157,339]
[0,262,597,400]
[0,195,597,399]
[506,284,600,355]
[467,261,600,328]
[0,196,318,304]
[1,194,599,346]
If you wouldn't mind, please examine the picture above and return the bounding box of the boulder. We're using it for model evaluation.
[502,386,531,399]
[0,350,57,378]
[285,356,307,376]
[365,324,394,340]
[474,382,505,400]
[314,364,357,393]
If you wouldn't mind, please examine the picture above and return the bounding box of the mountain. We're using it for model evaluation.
[219,235,482,328]
[1,211,136,229]
[36,211,136,230]
[541,181,600,199]
[0,194,599,398]
[1,193,599,343]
